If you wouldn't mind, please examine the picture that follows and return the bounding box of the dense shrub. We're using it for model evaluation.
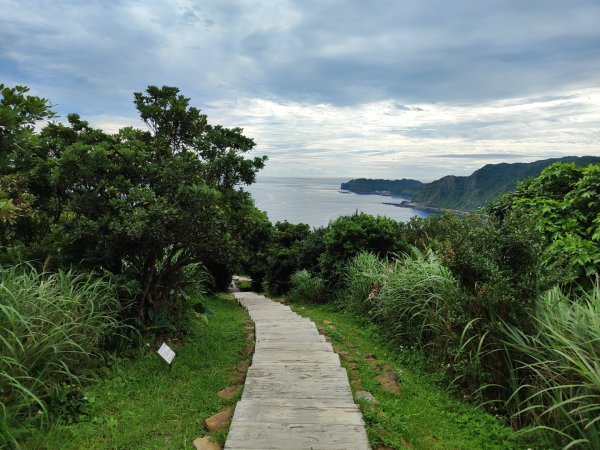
[288,269,327,303]
[0,266,129,445]
[502,287,600,448]
[341,251,387,314]
[297,227,326,274]
[409,211,551,324]
[262,221,312,295]
[490,162,600,287]
[319,213,408,288]
[373,248,467,355]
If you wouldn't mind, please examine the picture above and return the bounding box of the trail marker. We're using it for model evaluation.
[157,342,176,365]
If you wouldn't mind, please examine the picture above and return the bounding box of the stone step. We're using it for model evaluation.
[247,364,347,380]
[225,422,370,449]
[255,334,326,343]
[250,351,340,365]
[242,379,352,401]
[255,331,322,340]
[255,341,333,352]
[231,399,364,425]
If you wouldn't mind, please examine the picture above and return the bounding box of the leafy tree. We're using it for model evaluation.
[263,221,312,295]
[490,162,600,286]
[0,84,55,254]
[0,85,267,323]
[319,213,408,287]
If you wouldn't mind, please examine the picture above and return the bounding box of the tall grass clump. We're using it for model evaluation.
[372,248,466,355]
[288,269,327,303]
[0,265,128,445]
[502,286,600,448]
[341,251,387,314]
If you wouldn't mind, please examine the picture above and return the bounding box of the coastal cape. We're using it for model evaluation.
[341,156,600,211]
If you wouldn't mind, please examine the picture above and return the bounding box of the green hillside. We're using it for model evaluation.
[341,156,600,211]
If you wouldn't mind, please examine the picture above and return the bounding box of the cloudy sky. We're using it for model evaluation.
[1,0,599,180]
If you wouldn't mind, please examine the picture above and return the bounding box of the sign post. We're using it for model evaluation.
[157,342,176,367]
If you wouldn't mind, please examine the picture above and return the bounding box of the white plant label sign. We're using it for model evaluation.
[157,342,176,365]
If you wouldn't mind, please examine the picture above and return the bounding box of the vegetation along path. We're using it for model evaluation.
[226,291,370,449]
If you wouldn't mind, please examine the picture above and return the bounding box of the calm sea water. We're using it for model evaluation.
[245,177,432,228]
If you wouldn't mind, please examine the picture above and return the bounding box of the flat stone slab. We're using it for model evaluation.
[254,340,333,352]
[247,365,348,382]
[226,423,370,450]
[226,292,369,450]
[251,352,340,366]
[232,399,363,425]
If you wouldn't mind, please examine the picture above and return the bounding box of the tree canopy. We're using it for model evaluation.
[0,84,267,322]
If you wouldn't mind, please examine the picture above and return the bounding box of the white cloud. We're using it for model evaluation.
[2,1,599,180]
[204,88,600,180]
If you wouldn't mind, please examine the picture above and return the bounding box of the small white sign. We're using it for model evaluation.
[157,342,176,365]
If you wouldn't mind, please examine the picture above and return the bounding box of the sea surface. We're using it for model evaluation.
[245,177,432,228]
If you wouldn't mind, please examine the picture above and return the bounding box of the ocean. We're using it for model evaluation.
[245,177,432,228]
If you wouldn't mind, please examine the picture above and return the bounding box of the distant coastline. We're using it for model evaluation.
[340,156,600,212]
[381,200,466,216]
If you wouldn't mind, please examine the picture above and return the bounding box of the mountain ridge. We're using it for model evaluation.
[340,156,600,211]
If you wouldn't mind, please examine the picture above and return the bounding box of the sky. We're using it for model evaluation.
[1,0,599,181]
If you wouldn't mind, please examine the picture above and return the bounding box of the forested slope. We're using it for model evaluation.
[341,156,600,210]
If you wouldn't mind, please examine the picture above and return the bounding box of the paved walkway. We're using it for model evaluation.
[225,292,370,450]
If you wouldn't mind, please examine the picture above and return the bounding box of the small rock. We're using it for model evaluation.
[350,379,363,391]
[323,320,332,325]
[192,436,221,450]
[338,351,351,363]
[239,343,255,355]
[375,371,402,395]
[204,408,233,432]
[366,356,380,370]
[236,359,250,372]
[229,371,246,384]
[355,390,379,404]
[217,385,242,400]
[376,426,387,437]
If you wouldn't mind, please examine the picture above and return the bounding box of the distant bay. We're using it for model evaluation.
[245,177,432,228]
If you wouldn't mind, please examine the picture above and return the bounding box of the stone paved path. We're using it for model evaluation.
[225,292,370,450]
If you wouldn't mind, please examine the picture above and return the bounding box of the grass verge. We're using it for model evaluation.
[291,301,534,450]
[23,293,248,450]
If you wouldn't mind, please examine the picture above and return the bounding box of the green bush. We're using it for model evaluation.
[501,286,600,448]
[411,212,548,319]
[288,269,327,303]
[372,248,466,356]
[319,213,407,288]
[490,162,600,287]
[263,221,312,295]
[341,251,387,314]
[0,266,129,445]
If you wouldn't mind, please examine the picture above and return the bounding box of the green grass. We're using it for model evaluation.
[237,281,252,291]
[502,286,600,448]
[23,294,249,450]
[290,301,531,450]
[0,265,128,446]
